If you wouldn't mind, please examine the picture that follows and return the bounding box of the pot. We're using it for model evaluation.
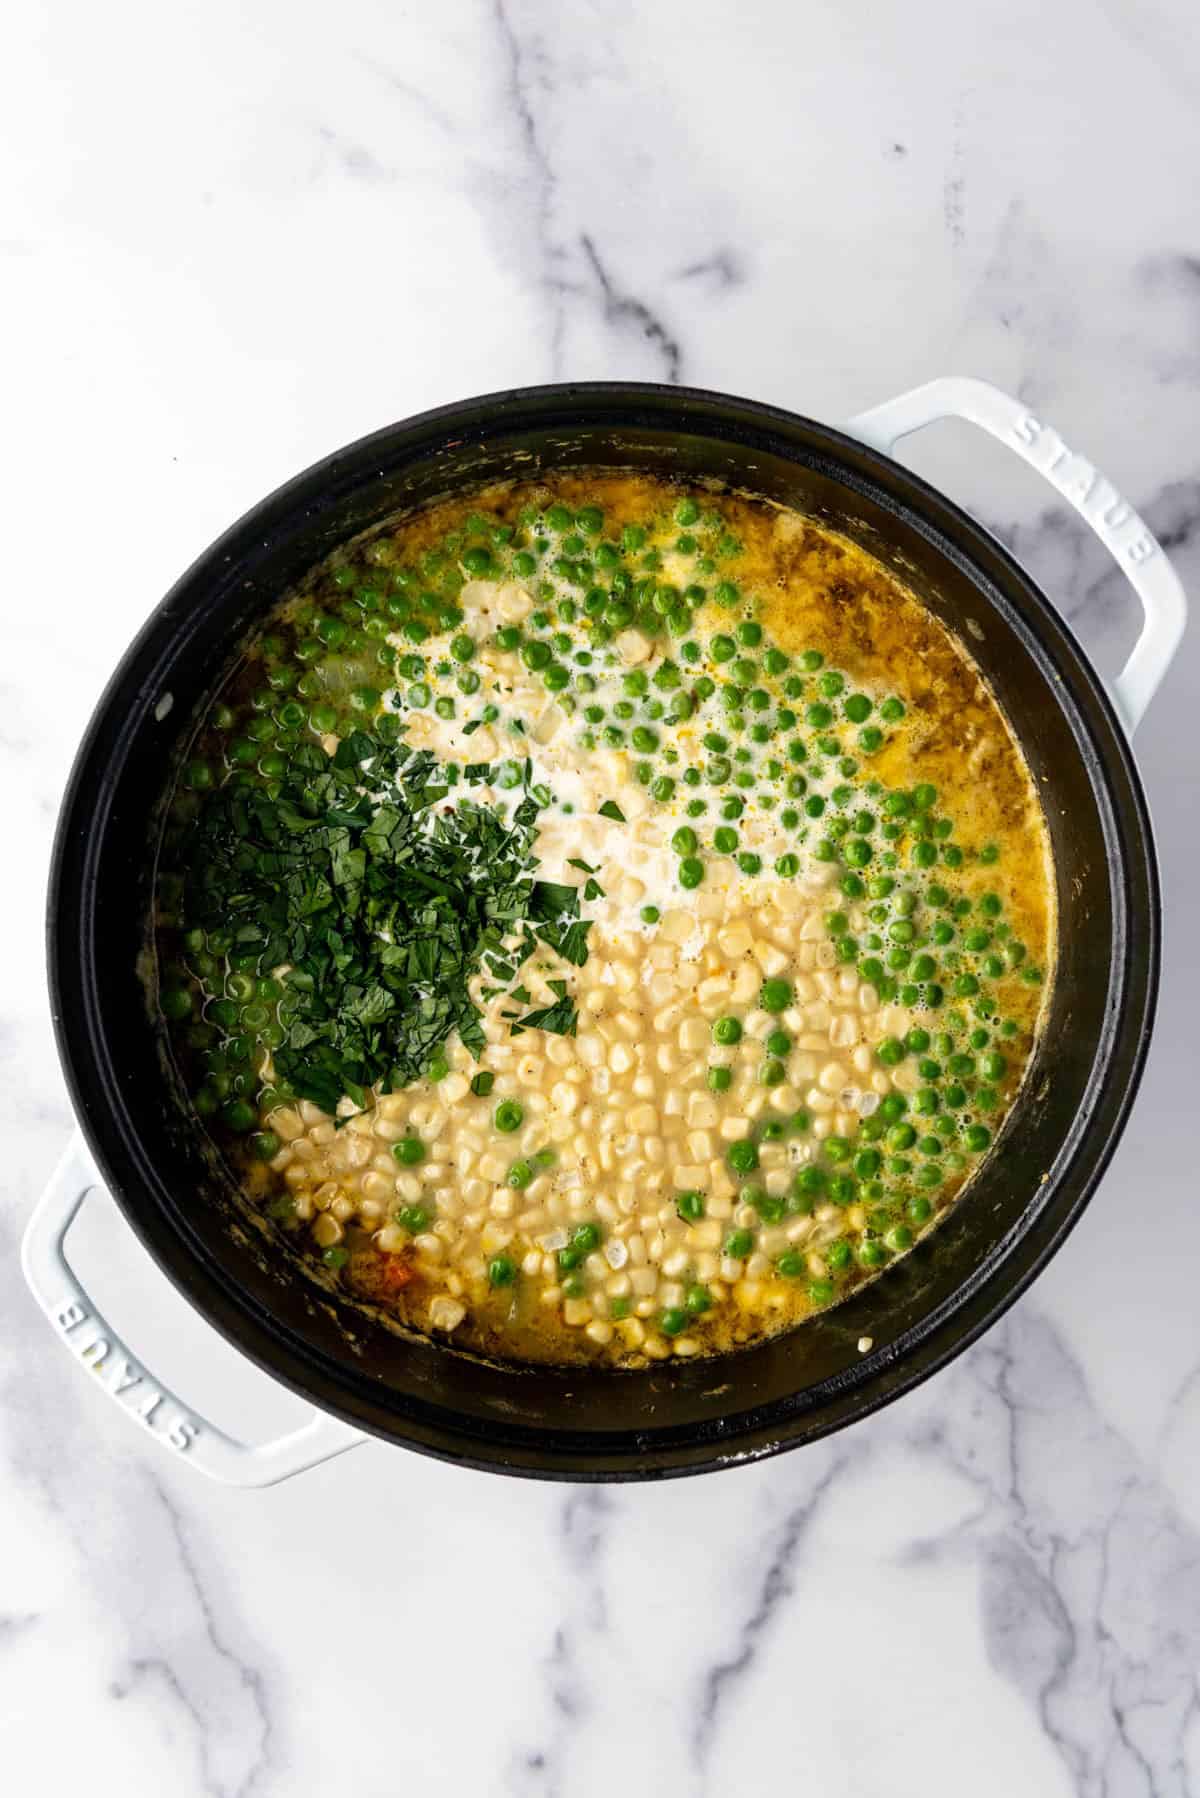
[24,378,1186,1485]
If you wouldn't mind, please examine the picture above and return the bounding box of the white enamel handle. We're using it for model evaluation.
[847,376,1187,734]
[22,1136,366,1487]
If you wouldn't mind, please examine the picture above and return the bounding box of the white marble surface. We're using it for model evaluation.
[3,2,1199,1792]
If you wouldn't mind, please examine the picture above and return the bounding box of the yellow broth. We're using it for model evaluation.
[155,475,1054,1366]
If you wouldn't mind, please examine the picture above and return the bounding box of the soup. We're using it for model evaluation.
[154,475,1054,1366]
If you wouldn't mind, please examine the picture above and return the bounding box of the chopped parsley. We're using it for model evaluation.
[509,980,577,1038]
[180,729,585,1111]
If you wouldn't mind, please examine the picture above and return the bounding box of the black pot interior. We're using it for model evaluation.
[50,385,1158,1477]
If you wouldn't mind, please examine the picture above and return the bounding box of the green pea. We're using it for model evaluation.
[759,978,792,1013]
[678,857,704,889]
[482,1253,516,1290]
[315,615,347,648]
[707,1066,732,1092]
[826,1237,853,1273]
[728,1140,758,1176]
[494,1100,524,1133]
[208,998,240,1035]
[660,1307,688,1337]
[724,1229,755,1260]
[182,757,214,792]
[160,985,193,1022]
[964,1124,992,1152]
[676,1190,706,1222]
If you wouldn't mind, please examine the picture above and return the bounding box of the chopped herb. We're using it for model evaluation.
[530,880,580,920]
[180,729,578,1108]
[543,919,591,965]
[597,800,626,822]
[510,979,578,1037]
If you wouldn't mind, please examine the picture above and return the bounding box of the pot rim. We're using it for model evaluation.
[46,379,1161,1479]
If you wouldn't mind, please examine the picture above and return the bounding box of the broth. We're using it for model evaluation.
[154,475,1054,1366]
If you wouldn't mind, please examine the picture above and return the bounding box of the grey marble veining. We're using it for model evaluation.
[3,1,1199,1792]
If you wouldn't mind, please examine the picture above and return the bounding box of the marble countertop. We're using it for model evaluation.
[4,2,1199,1792]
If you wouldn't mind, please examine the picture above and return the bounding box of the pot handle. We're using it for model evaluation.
[21,1136,366,1487]
[846,376,1187,734]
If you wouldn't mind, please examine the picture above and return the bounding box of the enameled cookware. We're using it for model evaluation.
[24,378,1186,1483]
